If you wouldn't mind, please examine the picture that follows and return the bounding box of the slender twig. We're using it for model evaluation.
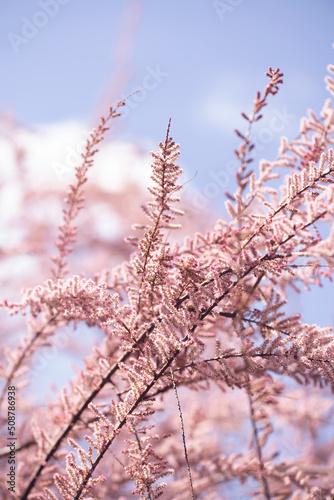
[20,327,153,500]
[246,377,272,500]
[170,366,195,500]
[73,339,188,500]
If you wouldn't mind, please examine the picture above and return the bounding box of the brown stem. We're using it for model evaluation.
[20,327,153,500]
[73,339,187,500]
[246,377,272,500]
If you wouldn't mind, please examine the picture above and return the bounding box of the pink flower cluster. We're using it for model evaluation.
[1,56,334,499]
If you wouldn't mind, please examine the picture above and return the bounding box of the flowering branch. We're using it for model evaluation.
[51,101,125,280]
[2,54,334,499]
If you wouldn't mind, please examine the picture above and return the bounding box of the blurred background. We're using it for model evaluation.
[1,0,334,394]
[1,0,333,174]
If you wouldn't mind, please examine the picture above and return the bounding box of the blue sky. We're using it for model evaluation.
[1,1,334,327]
[1,1,333,171]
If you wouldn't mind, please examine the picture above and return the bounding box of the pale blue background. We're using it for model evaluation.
[1,0,333,178]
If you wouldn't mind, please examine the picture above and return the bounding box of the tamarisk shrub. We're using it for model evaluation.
[1,56,334,499]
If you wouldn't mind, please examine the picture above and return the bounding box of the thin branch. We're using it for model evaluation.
[20,326,153,500]
[170,366,195,500]
[72,338,188,500]
[246,377,272,500]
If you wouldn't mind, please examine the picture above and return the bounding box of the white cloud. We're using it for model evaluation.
[0,119,152,244]
[198,73,255,132]
[198,69,320,134]
[6,120,152,190]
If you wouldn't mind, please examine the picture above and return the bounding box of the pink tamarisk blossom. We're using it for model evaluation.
[1,53,334,500]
